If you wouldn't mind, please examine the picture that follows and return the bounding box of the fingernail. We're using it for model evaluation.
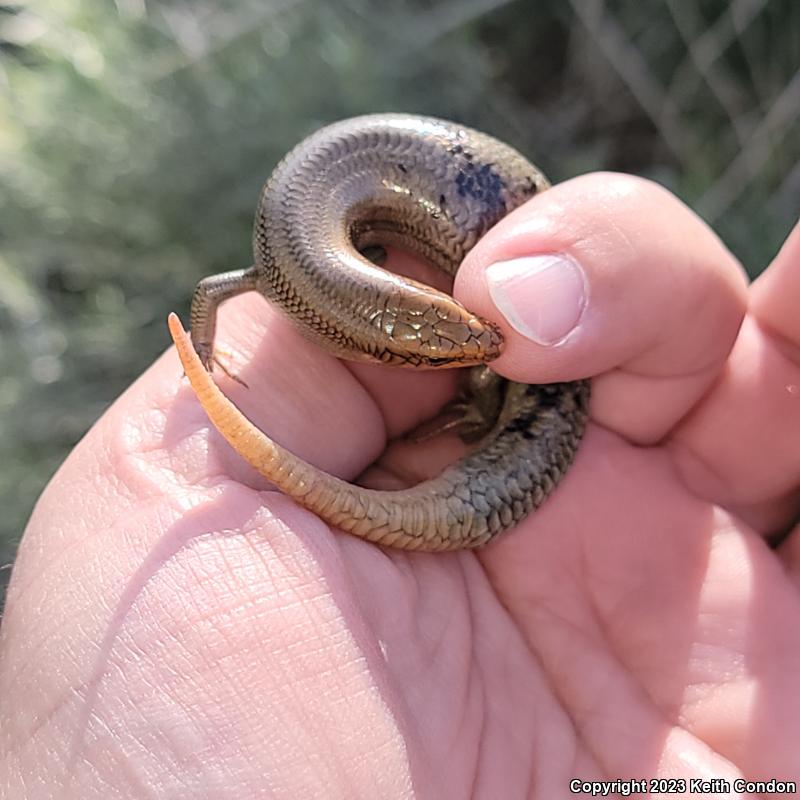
[486,254,587,345]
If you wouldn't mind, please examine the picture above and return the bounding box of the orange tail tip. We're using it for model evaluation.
[167,310,273,462]
[167,311,188,352]
[168,312,204,382]
[167,312,221,406]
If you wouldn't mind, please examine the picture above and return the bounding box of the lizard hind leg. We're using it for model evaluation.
[405,366,507,444]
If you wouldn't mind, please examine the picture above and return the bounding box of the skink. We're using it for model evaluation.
[169,113,589,551]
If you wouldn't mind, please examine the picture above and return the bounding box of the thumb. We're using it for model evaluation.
[455,173,748,444]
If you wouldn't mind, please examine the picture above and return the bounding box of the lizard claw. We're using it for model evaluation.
[195,342,215,373]
[196,341,249,388]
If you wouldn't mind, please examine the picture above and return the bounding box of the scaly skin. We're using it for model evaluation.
[177,114,590,549]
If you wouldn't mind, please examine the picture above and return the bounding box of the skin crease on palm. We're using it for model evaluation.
[1,173,799,800]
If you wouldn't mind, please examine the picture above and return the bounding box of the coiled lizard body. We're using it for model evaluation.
[169,113,589,551]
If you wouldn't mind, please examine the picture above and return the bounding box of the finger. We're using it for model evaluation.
[668,221,800,524]
[455,172,749,443]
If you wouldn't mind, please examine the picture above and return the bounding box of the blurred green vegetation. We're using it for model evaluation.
[1,0,798,601]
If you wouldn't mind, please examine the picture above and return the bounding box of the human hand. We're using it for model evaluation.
[2,174,799,798]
